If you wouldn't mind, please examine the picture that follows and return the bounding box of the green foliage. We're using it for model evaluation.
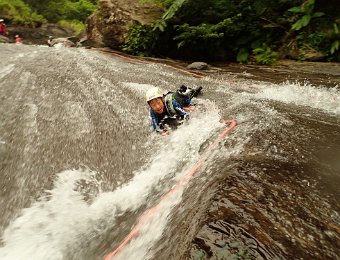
[288,0,324,31]
[153,0,187,31]
[237,48,249,63]
[57,19,85,34]
[23,0,96,23]
[122,24,157,56]
[329,23,340,54]
[173,22,224,48]
[0,0,46,26]
[330,40,339,54]
[253,44,279,65]
[127,0,338,62]
[0,0,95,29]
[2,0,96,32]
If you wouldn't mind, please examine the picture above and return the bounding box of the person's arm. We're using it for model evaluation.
[150,109,159,130]
[172,99,189,118]
[150,110,169,135]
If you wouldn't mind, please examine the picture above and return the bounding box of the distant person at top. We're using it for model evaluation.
[0,19,8,36]
[47,36,53,47]
[15,35,23,44]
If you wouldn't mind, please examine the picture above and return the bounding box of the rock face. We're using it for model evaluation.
[86,0,164,48]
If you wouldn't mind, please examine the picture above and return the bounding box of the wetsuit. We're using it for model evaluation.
[149,86,202,132]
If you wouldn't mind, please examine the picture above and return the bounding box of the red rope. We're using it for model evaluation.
[104,120,237,259]
[93,49,205,78]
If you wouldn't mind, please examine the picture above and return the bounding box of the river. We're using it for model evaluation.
[0,43,339,259]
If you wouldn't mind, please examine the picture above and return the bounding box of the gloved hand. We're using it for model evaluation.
[183,113,190,121]
[155,125,164,133]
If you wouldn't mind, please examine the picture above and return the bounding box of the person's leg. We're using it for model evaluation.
[174,85,202,106]
[191,86,202,97]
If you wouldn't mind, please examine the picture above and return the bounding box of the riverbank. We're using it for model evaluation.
[92,48,340,87]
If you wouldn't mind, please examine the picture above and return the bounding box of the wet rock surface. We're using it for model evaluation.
[0,44,339,259]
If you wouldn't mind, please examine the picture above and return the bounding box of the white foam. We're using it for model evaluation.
[0,170,98,260]
[255,81,340,115]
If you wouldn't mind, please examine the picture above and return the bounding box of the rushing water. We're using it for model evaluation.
[0,43,339,260]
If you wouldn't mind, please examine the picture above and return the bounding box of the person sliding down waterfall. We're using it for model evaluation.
[146,85,202,136]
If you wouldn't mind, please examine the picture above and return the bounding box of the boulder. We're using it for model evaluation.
[281,40,327,61]
[86,0,164,48]
[49,38,76,47]
[0,35,11,43]
[187,62,209,70]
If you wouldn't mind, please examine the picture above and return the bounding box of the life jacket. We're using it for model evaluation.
[15,37,23,43]
[164,92,177,117]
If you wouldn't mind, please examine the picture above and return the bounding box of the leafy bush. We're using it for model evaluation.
[236,48,250,63]
[57,19,85,34]
[153,0,187,31]
[1,0,96,33]
[122,24,158,56]
[0,0,46,26]
[66,0,96,21]
[288,0,324,31]
[330,23,340,54]
[173,22,224,48]
[114,0,340,62]
[23,0,96,23]
[252,44,279,65]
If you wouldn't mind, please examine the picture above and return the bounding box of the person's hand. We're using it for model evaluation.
[183,106,196,112]
[160,130,169,136]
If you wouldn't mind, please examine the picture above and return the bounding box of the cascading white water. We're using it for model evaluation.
[255,81,340,115]
[0,96,229,259]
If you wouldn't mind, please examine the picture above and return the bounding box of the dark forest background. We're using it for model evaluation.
[1,0,339,63]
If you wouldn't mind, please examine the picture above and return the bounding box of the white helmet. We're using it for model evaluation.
[146,87,163,103]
